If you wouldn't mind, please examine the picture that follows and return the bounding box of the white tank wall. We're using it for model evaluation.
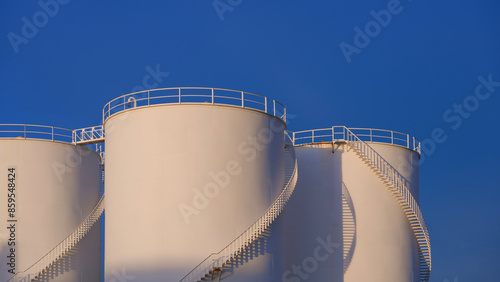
[213,144,345,282]
[104,105,285,281]
[341,142,420,282]
[264,141,421,282]
[0,139,102,282]
[275,144,344,282]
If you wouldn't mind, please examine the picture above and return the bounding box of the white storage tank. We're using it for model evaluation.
[0,125,102,282]
[103,88,291,281]
[288,127,430,282]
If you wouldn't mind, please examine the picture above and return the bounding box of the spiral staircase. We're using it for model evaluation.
[340,127,431,281]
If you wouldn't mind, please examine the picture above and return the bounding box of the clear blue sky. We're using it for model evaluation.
[1,1,499,281]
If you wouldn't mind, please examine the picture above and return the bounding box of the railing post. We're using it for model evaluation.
[179,88,181,104]
[211,88,214,104]
[273,100,276,116]
[241,91,244,108]
[407,134,410,149]
[51,127,54,141]
[391,131,394,145]
[265,98,267,113]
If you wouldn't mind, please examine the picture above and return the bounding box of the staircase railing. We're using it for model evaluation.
[8,195,106,282]
[338,126,431,281]
[290,126,431,281]
[179,143,298,282]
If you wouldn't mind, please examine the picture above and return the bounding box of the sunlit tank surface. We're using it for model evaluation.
[286,127,424,282]
[103,88,287,281]
[0,125,101,282]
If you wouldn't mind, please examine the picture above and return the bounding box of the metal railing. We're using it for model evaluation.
[180,141,298,282]
[292,127,421,155]
[0,124,107,147]
[72,125,105,145]
[337,127,431,281]
[8,195,106,282]
[0,124,73,143]
[102,87,287,123]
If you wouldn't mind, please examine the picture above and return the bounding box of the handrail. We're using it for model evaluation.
[102,87,287,124]
[0,124,108,146]
[180,143,298,282]
[72,125,105,144]
[8,195,106,282]
[291,127,421,155]
[0,124,73,143]
[338,126,431,281]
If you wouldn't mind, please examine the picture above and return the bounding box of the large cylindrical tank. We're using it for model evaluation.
[286,127,422,282]
[342,141,420,282]
[104,91,286,281]
[0,127,102,282]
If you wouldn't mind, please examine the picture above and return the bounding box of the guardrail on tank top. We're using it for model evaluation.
[0,124,106,146]
[325,126,431,280]
[291,126,421,155]
[0,124,73,143]
[102,87,287,123]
